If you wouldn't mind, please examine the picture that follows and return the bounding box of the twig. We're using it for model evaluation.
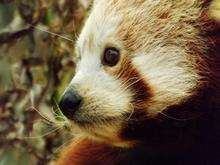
[0,27,33,44]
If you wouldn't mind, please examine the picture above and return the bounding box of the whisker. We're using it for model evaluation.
[33,118,55,126]
[54,136,74,154]
[119,77,139,88]
[123,77,145,91]
[28,106,55,124]
[28,24,74,43]
[126,103,134,121]
[159,111,203,121]
[115,76,145,97]
[23,126,63,139]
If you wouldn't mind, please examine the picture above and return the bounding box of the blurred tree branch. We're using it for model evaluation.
[0,27,33,43]
[0,0,47,44]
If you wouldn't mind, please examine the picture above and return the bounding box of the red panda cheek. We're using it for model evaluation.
[115,57,153,108]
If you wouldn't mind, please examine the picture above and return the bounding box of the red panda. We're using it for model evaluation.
[57,0,220,164]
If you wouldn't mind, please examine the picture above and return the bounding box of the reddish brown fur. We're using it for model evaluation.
[56,139,120,165]
[115,57,153,108]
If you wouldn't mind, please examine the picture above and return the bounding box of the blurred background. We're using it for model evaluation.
[0,0,91,164]
[0,0,219,165]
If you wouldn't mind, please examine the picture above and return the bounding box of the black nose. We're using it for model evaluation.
[59,89,83,120]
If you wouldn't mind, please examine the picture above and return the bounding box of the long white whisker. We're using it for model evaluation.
[159,112,203,121]
[23,126,63,139]
[34,118,55,126]
[126,103,134,121]
[54,136,74,154]
[28,106,55,124]
[28,24,74,43]
[119,77,140,89]
[122,76,146,92]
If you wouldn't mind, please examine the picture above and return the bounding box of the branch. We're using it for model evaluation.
[0,27,33,44]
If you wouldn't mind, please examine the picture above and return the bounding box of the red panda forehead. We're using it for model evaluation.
[114,1,206,53]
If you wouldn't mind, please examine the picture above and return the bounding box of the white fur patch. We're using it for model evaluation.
[133,46,200,116]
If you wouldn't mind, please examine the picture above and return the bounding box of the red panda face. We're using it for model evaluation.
[59,0,208,147]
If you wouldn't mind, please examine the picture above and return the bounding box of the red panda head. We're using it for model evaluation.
[59,0,219,147]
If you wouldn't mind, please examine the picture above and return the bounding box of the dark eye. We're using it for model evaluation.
[103,47,120,66]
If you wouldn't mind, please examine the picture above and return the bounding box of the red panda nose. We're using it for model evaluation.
[59,89,83,120]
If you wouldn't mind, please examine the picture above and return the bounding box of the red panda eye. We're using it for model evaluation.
[103,47,120,66]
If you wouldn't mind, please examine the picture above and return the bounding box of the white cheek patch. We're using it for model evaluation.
[133,46,200,116]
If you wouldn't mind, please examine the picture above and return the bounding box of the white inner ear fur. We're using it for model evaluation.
[133,46,200,116]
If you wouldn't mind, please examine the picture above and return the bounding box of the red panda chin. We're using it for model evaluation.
[70,115,137,148]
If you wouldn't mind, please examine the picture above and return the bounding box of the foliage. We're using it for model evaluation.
[0,0,91,164]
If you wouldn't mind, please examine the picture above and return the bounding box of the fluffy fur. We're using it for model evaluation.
[57,0,220,164]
